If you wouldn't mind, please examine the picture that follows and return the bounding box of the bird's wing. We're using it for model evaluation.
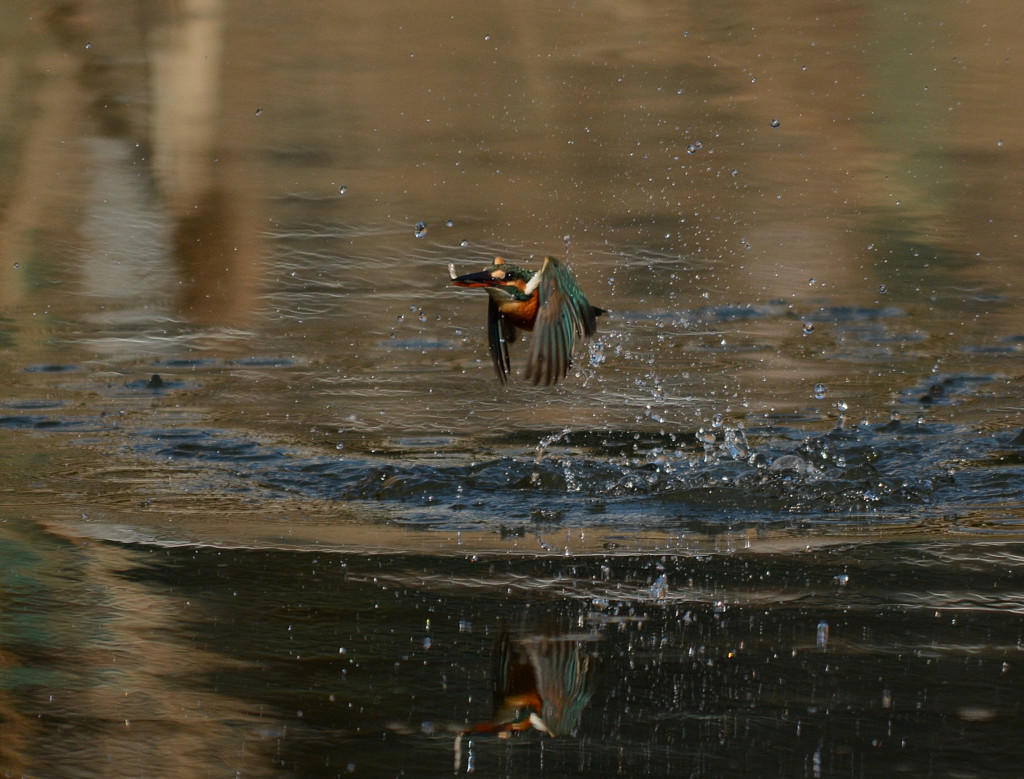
[525,637,598,737]
[491,628,514,705]
[487,297,514,384]
[524,257,598,386]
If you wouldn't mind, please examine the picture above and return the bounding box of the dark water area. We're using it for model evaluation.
[3,0,1024,776]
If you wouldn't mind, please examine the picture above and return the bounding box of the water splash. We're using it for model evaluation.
[816,620,829,651]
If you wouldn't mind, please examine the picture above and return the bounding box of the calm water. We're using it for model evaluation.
[3,1,1024,776]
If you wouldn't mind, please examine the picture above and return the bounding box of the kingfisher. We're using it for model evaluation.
[449,256,603,386]
[454,629,599,770]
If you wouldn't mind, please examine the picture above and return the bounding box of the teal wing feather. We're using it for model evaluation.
[524,257,599,386]
[525,637,598,736]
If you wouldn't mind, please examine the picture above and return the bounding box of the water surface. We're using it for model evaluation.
[2,1,1024,776]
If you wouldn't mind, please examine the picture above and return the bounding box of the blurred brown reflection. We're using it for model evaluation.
[1,0,1023,336]
[0,6,90,310]
[0,0,262,327]
[144,0,262,325]
[7,526,280,777]
[456,624,599,771]
[0,653,32,778]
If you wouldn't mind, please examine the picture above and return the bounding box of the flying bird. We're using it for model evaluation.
[454,628,599,771]
[449,256,603,386]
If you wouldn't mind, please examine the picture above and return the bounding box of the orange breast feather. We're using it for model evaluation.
[497,293,539,330]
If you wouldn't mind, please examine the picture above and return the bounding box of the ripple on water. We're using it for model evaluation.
[88,415,1019,537]
[24,364,80,373]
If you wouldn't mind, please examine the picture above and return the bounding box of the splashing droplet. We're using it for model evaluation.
[650,574,669,599]
[814,382,827,400]
[802,322,814,336]
[878,284,887,294]
[414,221,428,238]
[816,620,829,650]
[723,426,750,460]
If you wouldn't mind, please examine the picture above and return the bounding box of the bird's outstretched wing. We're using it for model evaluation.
[525,636,598,737]
[524,257,599,386]
[487,298,516,383]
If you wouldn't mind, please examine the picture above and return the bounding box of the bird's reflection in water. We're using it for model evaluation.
[455,624,599,772]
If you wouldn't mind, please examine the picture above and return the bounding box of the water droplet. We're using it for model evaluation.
[770,118,781,128]
[445,219,454,227]
[588,341,606,366]
[12,263,19,270]
[833,573,849,586]
[414,221,427,238]
[816,620,829,650]
[881,688,892,708]
[711,413,724,428]
[802,322,814,336]
[338,185,347,195]
[724,427,750,460]
[459,239,469,248]
[808,277,816,286]
[484,34,491,41]
[255,107,262,116]
[731,169,738,176]
[85,42,92,50]
[650,574,668,599]
[814,382,827,400]
[878,284,887,294]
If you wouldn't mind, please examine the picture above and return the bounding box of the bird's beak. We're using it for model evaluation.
[450,269,501,288]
